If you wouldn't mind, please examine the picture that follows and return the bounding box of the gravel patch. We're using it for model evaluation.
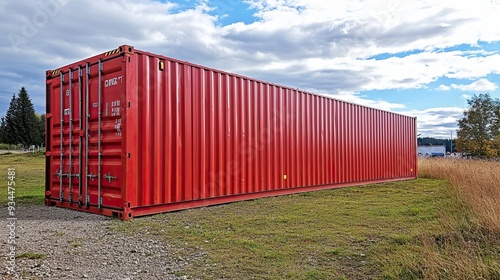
[0,205,202,279]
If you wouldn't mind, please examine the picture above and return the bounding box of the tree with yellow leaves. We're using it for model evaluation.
[456,93,500,158]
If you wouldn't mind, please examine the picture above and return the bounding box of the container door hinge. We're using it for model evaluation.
[103,172,117,183]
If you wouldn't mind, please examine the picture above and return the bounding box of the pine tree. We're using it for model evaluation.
[3,94,19,145]
[15,87,41,147]
[0,117,6,143]
[1,87,42,147]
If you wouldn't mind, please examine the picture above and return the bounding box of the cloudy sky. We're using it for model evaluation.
[1,0,499,138]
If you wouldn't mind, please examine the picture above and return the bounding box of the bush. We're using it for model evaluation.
[0,143,22,150]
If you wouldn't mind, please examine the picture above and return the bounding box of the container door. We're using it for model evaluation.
[83,58,125,209]
[47,56,125,210]
[46,68,83,206]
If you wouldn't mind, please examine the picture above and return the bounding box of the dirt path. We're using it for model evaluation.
[0,205,196,279]
[0,150,27,155]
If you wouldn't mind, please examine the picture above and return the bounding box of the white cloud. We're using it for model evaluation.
[1,0,500,139]
[437,78,498,93]
[239,0,500,58]
[437,84,451,91]
[324,91,406,112]
[450,78,498,92]
[400,107,464,138]
[2,0,500,98]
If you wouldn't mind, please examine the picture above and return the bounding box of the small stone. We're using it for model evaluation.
[83,274,88,278]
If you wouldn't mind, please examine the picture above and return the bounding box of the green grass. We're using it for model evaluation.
[71,238,84,248]
[2,153,498,278]
[110,179,500,279]
[0,143,23,150]
[17,252,46,260]
[0,152,45,205]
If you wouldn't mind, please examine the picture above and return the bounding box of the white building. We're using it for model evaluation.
[417,145,446,157]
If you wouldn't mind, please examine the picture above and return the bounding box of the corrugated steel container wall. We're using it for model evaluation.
[45,45,417,220]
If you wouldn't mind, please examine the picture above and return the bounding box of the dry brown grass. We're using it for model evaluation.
[418,158,500,280]
[419,158,500,233]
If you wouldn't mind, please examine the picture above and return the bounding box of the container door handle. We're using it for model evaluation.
[87,172,97,181]
[104,172,117,183]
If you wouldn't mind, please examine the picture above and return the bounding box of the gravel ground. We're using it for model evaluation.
[0,205,201,279]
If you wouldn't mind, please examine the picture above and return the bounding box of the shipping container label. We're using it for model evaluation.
[104,75,123,87]
[111,100,121,116]
[114,119,122,136]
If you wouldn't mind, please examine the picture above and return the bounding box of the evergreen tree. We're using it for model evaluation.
[15,87,41,147]
[0,116,6,143]
[1,87,42,147]
[2,94,19,145]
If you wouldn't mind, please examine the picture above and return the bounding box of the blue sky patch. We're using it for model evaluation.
[368,49,424,60]
[208,0,257,25]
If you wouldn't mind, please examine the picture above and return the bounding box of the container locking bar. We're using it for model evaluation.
[97,59,103,210]
[85,62,90,208]
[78,66,83,205]
[59,72,64,203]
[68,70,73,204]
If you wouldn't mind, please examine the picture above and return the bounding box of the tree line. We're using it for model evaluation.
[0,87,44,148]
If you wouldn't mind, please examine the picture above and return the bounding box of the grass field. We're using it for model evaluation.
[1,153,499,279]
[417,158,500,280]
[0,152,45,205]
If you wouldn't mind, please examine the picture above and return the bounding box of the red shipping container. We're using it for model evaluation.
[45,45,417,220]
